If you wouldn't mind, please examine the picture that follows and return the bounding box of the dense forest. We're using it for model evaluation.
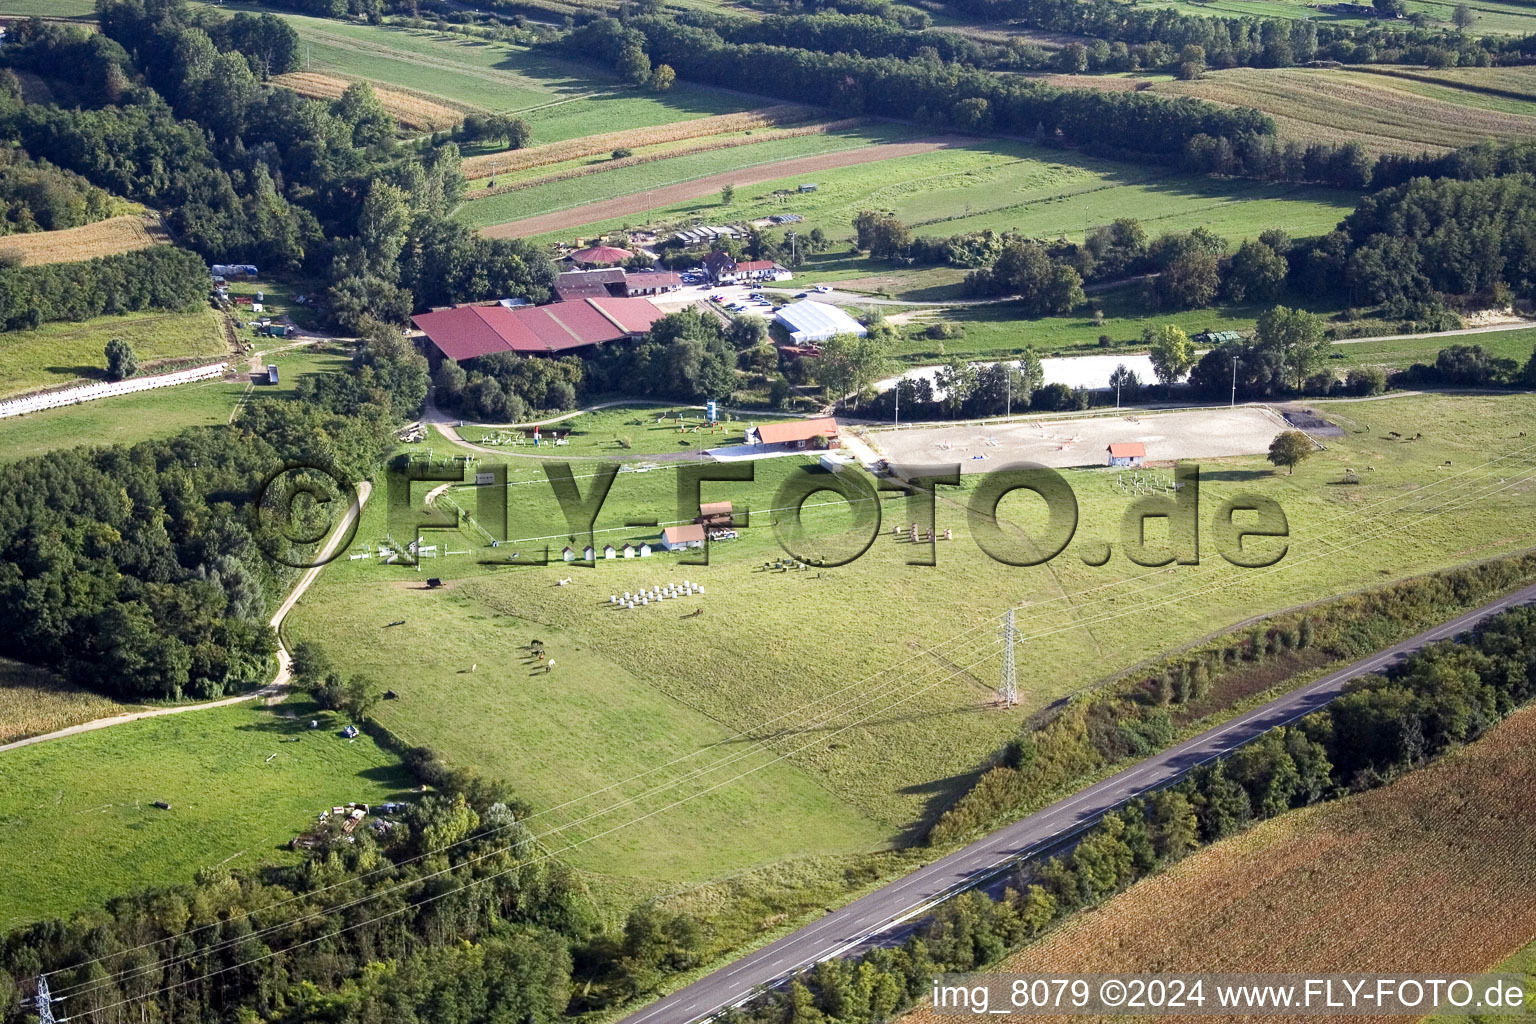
[0,328,424,700]
[0,141,116,236]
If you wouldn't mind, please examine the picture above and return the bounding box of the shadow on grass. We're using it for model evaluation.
[46,365,109,382]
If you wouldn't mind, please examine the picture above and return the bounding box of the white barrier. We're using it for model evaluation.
[0,362,230,419]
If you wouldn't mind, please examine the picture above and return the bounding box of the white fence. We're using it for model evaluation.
[0,362,230,419]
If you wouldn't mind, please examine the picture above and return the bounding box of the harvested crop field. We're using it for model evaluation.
[1153,67,1536,153]
[273,71,466,130]
[462,104,822,179]
[0,213,169,266]
[1034,73,1150,92]
[902,702,1536,1024]
[0,658,135,747]
[479,135,969,238]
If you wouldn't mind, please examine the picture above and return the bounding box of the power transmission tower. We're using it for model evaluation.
[36,975,57,1024]
[998,609,1018,707]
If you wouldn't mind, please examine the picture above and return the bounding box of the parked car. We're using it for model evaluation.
[795,291,808,298]
[814,284,832,293]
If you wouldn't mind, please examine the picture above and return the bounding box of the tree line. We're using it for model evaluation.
[0,246,208,329]
[936,0,1535,72]
[563,16,1278,168]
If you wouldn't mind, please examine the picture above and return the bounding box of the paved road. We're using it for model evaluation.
[618,580,1536,1024]
[0,482,371,756]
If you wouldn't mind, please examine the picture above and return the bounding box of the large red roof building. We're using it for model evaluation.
[411,297,667,360]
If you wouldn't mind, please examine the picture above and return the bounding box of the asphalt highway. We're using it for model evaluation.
[617,580,1536,1024]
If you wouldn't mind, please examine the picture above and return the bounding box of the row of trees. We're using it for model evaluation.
[568,16,1278,168]
[0,246,209,330]
[858,212,1295,314]
[937,0,1531,71]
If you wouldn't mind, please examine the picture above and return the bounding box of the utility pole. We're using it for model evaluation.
[894,378,900,428]
[1230,356,1239,408]
[998,608,1018,707]
[36,976,57,1024]
[1005,362,1012,419]
[1115,374,1122,410]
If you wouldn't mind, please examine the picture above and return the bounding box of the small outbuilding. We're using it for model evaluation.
[583,544,596,560]
[1107,442,1146,467]
[562,546,576,561]
[621,543,636,558]
[746,416,839,450]
[603,544,617,559]
[660,524,707,551]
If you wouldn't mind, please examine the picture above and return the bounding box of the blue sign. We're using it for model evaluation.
[706,400,717,422]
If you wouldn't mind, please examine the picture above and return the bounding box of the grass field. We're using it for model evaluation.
[0,659,137,747]
[0,212,170,267]
[0,695,414,929]
[463,124,921,231]
[1135,0,1536,33]
[1151,67,1536,154]
[902,700,1536,1024]
[462,105,825,183]
[0,0,95,14]
[283,392,1536,909]
[0,342,350,460]
[454,402,797,456]
[1332,326,1536,369]
[499,135,1359,251]
[0,308,227,399]
[262,14,756,143]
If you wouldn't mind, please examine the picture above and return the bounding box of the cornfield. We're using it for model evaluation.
[0,212,170,267]
[461,105,825,180]
[273,72,466,131]
[1153,67,1536,154]
[467,118,865,198]
[0,660,134,746]
[903,702,1536,1024]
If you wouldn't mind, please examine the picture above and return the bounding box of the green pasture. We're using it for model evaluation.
[0,309,228,399]
[0,696,413,929]
[0,343,351,461]
[0,0,95,14]
[460,124,917,230]
[455,402,798,456]
[267,13,754,141]
[1332,327,1536,369]
[282,393,1536,907]
[1136,0,1536,33]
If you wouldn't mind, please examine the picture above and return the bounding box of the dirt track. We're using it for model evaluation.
[478,136,972,239]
